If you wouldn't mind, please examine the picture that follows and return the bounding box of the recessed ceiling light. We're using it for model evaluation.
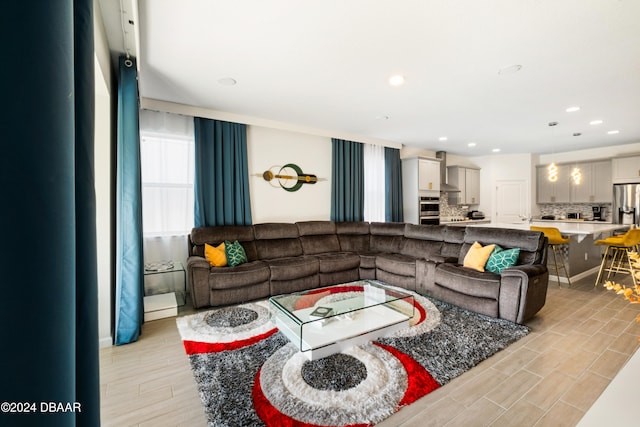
[388,75,405,86]
[498,64,522,75]
[218,77,237,86]
[589,120,603,125]
[608,130,620,135]
[468,142,476,147]
[492,148,501,152]
[566,106,580,113]
[438,136,448,141]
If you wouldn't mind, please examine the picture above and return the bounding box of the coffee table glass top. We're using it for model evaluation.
[269,280,414,357]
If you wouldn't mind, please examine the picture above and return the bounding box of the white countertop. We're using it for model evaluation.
[535,218,612,224]
[440,219,491,225]
[467,221,629,241]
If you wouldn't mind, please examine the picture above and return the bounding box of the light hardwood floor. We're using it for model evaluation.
[100,273,640,426]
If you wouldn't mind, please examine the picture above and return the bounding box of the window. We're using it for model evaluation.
[363,143,386,222]
[140,110,194,237]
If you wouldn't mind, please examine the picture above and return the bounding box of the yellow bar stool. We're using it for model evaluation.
[531,226,571,287]
[594,228,640,287]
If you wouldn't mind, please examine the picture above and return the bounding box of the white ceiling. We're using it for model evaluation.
[98,0,640,156]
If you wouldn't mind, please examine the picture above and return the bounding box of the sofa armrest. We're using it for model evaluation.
[499,264,549,324]
[187,256,211,308]
[501,264,547,280]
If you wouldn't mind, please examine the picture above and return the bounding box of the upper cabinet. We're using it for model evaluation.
[466,168,481,204]
[402,157,441,224]
[612,155,640,183]
[447,166,480,205]
[536,164,571,203]
[417,158,440,192]
[537,160,612,203]
[571,160,612,203]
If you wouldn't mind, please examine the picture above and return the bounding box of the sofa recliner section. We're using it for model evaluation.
[424,226,549,323]
[187,225,270,308]
[186,221,550,323]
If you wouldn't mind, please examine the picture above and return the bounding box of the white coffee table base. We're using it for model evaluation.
[274,304,410,360]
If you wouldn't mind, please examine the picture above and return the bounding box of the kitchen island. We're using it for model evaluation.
[467,221,629,284]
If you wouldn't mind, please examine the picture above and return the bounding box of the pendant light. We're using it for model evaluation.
[548,163,558,182]
[571,166,582,184]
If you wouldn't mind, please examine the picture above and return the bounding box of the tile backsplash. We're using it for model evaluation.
[538,203,612,221]
[440,196,470,218]
[441,197,612,221]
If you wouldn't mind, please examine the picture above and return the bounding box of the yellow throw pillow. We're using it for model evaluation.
[205,242,227,267]
[463,241,496,272]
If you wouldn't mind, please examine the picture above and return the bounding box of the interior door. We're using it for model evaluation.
[496,180,528,224]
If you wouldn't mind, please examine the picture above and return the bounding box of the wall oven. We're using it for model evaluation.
[419,196,440,225]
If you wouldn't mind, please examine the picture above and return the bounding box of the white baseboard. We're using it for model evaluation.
[99,336,113,348]
[549,266,600,285]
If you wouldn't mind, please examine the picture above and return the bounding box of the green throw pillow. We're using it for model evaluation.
[485,245,520,274]
[225,240,248,267]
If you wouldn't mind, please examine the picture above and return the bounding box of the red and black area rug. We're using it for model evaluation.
[176,282,529,426]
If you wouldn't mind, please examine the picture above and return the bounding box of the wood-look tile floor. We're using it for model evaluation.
[100,273,640,426]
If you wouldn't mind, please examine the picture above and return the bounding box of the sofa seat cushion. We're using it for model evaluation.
[376,253,417,277]
[314,252,361,273]
[435,263,500,300]
[208,261,270,290]
[266,256,319,281]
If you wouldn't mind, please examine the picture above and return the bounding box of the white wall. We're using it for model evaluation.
[472,153,536,221]
[95,89,112,347]
[247,126,333,223]
[95,1,113,347]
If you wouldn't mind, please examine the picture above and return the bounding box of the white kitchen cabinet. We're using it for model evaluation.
[418,158,440,192]
[402,157,441,224]
[466,168,480,204]
[447,166,480,205]
[536,164,571,203]
[538,160,611,203]
[612,155,640,183]
[571,160,612,203]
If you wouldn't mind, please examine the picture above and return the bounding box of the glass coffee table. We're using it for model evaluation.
[269,280,414,360]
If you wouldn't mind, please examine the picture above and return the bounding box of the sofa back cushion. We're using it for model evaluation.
[336,222,370,252]
[402,224,444,258]
[461,227,545,266]
[441,226,466,259]
[254,223,303,259]
[189,226,258,261]
[369,222,406,253]
[296,221,341,255]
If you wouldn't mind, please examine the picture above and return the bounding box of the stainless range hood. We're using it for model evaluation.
[436,151,460,192]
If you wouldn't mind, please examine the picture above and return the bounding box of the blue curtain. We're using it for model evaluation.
[74,0,100,422]
[194,118,252,226]
[385,147,404,222]
[1,0,100,425]
[115,56,144,345]
[331,138,364,221]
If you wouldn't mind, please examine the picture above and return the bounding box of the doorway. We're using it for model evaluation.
[495,180,528,224]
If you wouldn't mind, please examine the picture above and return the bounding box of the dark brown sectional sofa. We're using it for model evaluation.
[187,221,550,324]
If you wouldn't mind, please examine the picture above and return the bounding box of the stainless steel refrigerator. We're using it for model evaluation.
[613,184,640,225]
